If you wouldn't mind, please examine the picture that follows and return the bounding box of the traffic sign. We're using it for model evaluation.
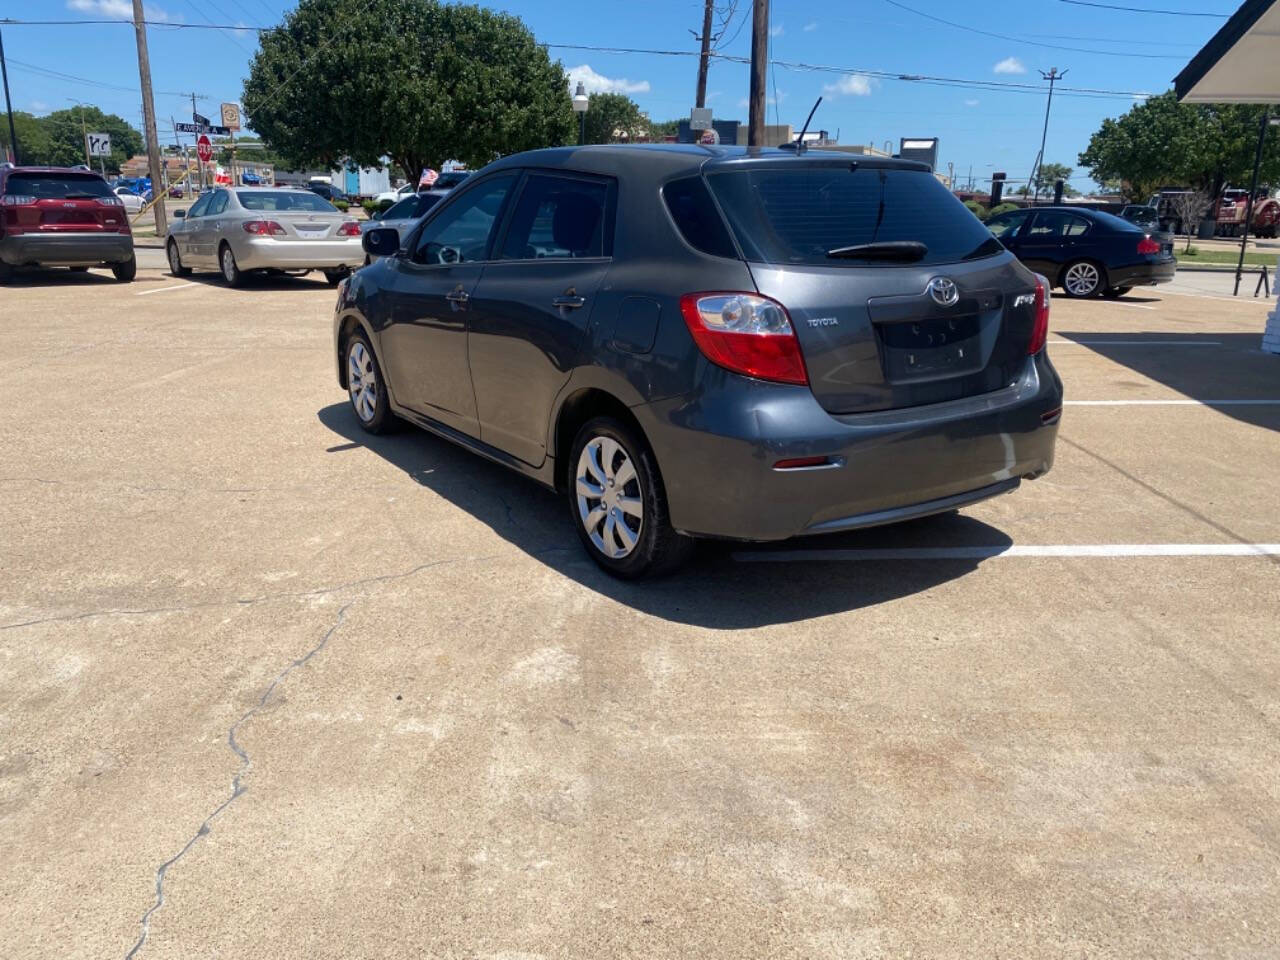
[196,135,213,163]
[175,122,231,136]
[690,107,712,131]
[220,102,241,131]
[86,132,111,157]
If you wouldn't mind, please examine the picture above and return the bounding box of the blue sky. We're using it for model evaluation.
[0,0,1237,189]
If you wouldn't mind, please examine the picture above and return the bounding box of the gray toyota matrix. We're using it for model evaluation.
[334,144,1062,577]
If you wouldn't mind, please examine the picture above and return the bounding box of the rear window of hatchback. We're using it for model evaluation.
[4,171,114,199]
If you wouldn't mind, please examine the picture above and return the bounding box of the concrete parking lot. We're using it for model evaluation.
[2,258,1278,959]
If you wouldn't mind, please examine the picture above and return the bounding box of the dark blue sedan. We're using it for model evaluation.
[985,206,1176,298]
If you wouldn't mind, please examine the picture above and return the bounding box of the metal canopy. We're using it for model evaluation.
[1175,0,1280,103]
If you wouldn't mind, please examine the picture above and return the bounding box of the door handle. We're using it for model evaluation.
[445,287,470,304]
[552,295,586,309]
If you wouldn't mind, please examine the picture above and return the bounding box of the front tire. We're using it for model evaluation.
[219,243,243,287]
[568,416,693,578]
[1061,259,1105,298]
[344,331,396,434]
[167,240,191,277]
[111,255,137,282]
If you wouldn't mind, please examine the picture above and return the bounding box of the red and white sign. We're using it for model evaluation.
[196,135,213,163]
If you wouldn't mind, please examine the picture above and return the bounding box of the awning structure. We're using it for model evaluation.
[1175,0,1280,103]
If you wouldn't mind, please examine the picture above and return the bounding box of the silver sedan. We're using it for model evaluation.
[165,186,365,286]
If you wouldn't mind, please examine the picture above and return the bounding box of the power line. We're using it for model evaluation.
[878,0,1187,58]
[1057,0,1230,15]
[6,57,193,97]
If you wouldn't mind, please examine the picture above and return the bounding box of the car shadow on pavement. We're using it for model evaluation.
[182,272,339,291]
[1057,330,1280,433]
[317,403,1014,628]
[1,267,123,286]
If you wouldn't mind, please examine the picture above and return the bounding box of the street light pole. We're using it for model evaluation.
[0,26,17,164]
[572,81,589,146]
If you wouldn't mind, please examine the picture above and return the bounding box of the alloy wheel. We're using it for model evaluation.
[575,436,644,559]
[167,243,181,274]
[347,341,378,423]
[222,247,237,282]
[1064,262,1100,297]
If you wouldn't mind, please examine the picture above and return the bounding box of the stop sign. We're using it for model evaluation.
[196,134,213,163]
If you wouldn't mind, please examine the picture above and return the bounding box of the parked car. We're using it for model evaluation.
[307,181,349,204]
[113,185,144,215]
[1120,204,1159,231]
[0,164,136,282]
[165,186,364,286]
[432,170,471,190]
[168,183,186,198]
[374,182,416,207]
[985,205,1175,298]
[335,145,1062,576]
[359,188,452,261]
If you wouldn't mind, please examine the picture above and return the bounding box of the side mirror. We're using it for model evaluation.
[363,227,401,259]
[174,209,186,219]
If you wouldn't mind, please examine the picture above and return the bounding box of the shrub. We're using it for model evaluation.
[361,199,380,216]
[989,203,1019,217]
[963,200,988,220]
[333,199,349,212]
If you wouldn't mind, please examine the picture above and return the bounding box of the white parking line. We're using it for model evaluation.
[734,543,1280,562]
[136,283,197,297]
[1048,339,1222,346]
[1064,399,1280,406]
[1101,301,1157,310]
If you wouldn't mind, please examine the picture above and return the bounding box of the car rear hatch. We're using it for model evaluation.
[274,212,346,239]
[1,170,127,235]
[705,159,1040,414]
[235,191,354,239]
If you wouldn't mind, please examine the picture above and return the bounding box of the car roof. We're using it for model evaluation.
[482,143,931,181]
[2,165,106,176]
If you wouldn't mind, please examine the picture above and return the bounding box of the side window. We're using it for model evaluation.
[663,175,738,259]
[206,191,229,216]
[412,174,517,265]
[1027,212,1089,238]
[186,194,211,219]
[499,174,610,260]
[987,210,1030,239]
[1063,215,1091,237]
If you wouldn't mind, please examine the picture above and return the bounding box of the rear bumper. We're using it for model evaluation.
[635,353,1063,541]
[1109,258,1176,288]
[0,232,134,267]
[234,237,365,271]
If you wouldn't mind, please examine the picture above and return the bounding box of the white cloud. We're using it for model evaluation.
[822,74,874,97]
[993,57,1026,75]
[67,0,170,19]
[770,23,784,37]
[964,98,980,107]
[566,64,650,96]
[803,21,818,31]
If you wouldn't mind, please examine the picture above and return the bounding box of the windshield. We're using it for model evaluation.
[238,191,337,212]
[706,165,1003,266]
[5,171,113,199]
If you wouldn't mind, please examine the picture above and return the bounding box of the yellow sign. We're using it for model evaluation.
[220,102,241,131]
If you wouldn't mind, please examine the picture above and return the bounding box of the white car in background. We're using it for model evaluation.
[113,186,144,214]
[374,182,415,207]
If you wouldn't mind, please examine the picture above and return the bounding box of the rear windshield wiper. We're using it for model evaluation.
[827,241,927,261]
[62,192,103,199]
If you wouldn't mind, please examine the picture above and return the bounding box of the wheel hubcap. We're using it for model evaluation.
[347,342,377,422]
[1065,263,1098,295]
[222,249,235,279]
[575,436,643,559]
[168,245,180,272]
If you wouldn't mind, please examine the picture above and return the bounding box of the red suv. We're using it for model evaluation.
[0,164,137,282]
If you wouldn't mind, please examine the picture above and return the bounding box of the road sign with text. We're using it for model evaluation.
[86,133,111,157]
[220,102,241,131]
[197,135,213,163]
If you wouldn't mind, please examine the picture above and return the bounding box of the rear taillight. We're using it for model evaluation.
[337,221,361,237]
[1028,274,1050,355]
[1137,235,1161,255]
[98,196,123,207]
[243,219,286,236]
[679,292,808,385]
[0,194,35,206]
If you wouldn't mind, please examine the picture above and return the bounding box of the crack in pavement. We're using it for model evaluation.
[123,602,353,960]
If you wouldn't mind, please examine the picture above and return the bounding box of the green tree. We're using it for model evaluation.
[1078,90,1280,204]
[647,118,681,140]
[1,107,141,173]
[1033,161,1079,197]
[580,92,646,144]
[243,0,572,180]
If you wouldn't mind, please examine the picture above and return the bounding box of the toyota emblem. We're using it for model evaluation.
[926,277,960,307]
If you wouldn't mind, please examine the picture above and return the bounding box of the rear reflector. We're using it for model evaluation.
[1028,274,1050,355]
[773,456,836,470]
[1137,235,1161,255]
[1040,406,1062,424]
[243,219,286,236]
[679,292,808,385]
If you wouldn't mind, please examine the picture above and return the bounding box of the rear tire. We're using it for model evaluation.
[1103,285,1133,299]
[0,262,12,284]
[219,243,243,287]
[111,255,137,282]
[568,416,693,579]
[167,240,191,277]
[324,268,349,286]
[1061,259,1105,298]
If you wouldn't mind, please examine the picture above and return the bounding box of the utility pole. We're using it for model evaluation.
[0,25,17,164]
[748,0,768,146]
[132,0,166,233]
[694,0,714,108]
[1027,67,1066,206]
